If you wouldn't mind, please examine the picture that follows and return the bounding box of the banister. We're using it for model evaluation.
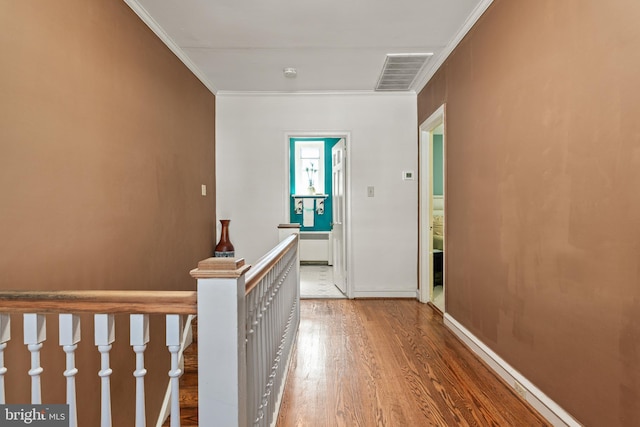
[0,227,301,426]
[245,234,298,295]
[0,290,197,314]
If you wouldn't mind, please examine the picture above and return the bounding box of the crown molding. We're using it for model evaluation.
[123,0,218,95]
[216,90,417,98]
[124,0,492,97]
[411,0,494,93]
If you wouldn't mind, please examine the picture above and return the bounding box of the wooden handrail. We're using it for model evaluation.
[245,234,298,295]
[0,235,298,314]
[0,290,197,314]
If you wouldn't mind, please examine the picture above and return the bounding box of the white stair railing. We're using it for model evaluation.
[191,227,300,427]
[0,225,301,427]
[24,313,46,404]
[95,313,115,427]
[166,314,183,427]
[131,314,149,427]
[245,238,299,426]
[0,313,9,404]
[0,291,197,426]
[59,313,80,427]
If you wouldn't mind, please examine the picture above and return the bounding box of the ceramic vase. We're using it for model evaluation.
[214,219,235,257]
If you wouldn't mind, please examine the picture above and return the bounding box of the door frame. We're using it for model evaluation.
[285,131,353,298]
[418,105,445,306]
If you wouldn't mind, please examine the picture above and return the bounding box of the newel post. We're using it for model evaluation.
[191,257,251,427]
[277,223,301,241]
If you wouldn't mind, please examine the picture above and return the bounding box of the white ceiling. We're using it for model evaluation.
[126,0,490,94]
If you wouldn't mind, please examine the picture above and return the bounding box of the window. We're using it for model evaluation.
[294,141,325,194]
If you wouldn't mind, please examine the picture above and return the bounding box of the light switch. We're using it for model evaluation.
[201,185,207,196]
[367,186,375,197]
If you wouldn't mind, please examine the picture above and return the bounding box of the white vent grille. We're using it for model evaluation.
[375,54,432,91]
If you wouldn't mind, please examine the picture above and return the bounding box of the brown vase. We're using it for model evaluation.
[214,219,235,258]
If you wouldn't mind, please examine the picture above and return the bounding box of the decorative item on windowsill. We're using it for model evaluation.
[214,219,235,257]
[305,162,317,195]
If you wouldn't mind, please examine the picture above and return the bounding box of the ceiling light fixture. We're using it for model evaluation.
[283,67,297,78]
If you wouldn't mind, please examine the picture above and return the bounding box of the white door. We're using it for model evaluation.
[332,139,347,294]
[419,105,445,310]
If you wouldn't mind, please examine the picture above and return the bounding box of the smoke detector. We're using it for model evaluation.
[283,67,297,78]
[375,53,433,91]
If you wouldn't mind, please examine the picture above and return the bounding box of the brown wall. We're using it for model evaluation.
[0,0,215,425]
[418,0,640,425]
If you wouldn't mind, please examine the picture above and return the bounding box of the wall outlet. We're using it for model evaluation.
[514,381,527,399]
[402,170,415,180]
[201,184,207,196]
[367,186,375,197]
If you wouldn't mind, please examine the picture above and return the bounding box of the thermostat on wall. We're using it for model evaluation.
[402,171,415,180]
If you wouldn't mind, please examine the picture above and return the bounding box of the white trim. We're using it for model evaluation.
[123,0,218,94]
[443,314,583,427]
[419,105,446,305]
[124,0,491,96]
[352,291,417,298]
[411,0,494,93]
[284,132,353,299]
[419,104,446,144]
[343,137,353,300]
[218,90,417,98]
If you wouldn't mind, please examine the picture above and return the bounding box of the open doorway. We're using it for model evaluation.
[419,105,445,312]
[286,133,350,299]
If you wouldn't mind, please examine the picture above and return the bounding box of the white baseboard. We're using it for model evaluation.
[443,314,582,427]
[352,290,417,298]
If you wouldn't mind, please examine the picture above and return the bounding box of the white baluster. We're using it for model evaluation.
[24,313,46,404]
[0,314,10,404]
[166,314,183,427]
[95,314,115,427]
[59,314,81,427]
[130,314,149,427]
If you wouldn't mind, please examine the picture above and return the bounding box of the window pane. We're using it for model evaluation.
[302,159,318,187]
[300,147,320,159]
[294,141,324,194]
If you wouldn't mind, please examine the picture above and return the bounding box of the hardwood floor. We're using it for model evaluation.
[276,300,550,427]
[166,300,549,427]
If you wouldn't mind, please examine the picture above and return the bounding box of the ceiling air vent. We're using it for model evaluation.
[375,53,432,91]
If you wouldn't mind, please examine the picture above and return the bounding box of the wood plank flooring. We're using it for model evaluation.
[276,299,550,427]
[165,300,549,426]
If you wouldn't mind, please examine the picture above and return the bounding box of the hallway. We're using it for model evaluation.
[300,265,346,299]
[277,299,548,426]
